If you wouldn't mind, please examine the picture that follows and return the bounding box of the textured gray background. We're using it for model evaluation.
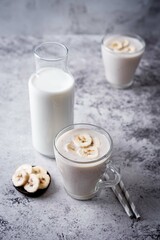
[0,0,159,38]
[0,0,160,240]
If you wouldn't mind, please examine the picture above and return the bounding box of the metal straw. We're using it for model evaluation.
[119,180,140,220]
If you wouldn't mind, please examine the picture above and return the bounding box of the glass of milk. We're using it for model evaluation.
[28,42,74,158]
[54,123,121,200]
[101,33,145,89]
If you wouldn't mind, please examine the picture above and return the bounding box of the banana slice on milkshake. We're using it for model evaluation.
[128,45,136,53]
[122,39,129,48]
[65,142,76,152]
[73,133,92,147]
[77,146,99,159]
[108,38,136,53]
[108,40,123,50]
[63,131,102,160]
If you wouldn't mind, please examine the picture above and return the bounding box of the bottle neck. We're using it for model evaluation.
[35,57,68,73]
[34,42,69,73]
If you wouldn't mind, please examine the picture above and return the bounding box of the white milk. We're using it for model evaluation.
[55,128,111,200]
[101,35,145,88]
[29,67,74,157]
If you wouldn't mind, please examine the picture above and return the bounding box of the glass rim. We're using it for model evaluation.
[34,41,68,62]
[101,33,145,55]
[54,123,113,164]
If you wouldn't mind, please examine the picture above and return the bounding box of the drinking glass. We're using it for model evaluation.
[101,33,145,88]
[54,123,121,200]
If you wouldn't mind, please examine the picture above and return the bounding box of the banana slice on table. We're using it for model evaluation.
[24,174,40,193]
[108,40,123,50]
[74,133,92,147]
[12,170,29,187]
[122,39,129,48]
[65,142,76,153]
[77,146,99,159]
[32,166,47,175]
[16,164,32,175]
[37,173,50,189]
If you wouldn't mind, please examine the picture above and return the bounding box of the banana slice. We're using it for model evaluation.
[113,48,123,53]
[74,133,92,147]
[108,40,123,50]
[92,137,100,148]
[24,174,40,193]
[16,164,32,175]
[32,166,47,175]
[65,142,76,153]
[77,146,99,159]
[12,170,29,187]
[122,39,129,48]
[128,45,136,53]
[120,47,130,53]
[37,173,50,189]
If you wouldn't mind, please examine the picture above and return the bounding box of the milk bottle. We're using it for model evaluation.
[28,42,74,157]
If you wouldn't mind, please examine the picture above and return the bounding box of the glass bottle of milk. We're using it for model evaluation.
[28,42,74,158]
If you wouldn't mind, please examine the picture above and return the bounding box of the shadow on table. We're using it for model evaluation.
[40,178,58,199]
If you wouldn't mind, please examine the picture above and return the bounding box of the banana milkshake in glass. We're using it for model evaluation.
[29,42,74,158]
[54,124,120,200]
[101,34,145,88]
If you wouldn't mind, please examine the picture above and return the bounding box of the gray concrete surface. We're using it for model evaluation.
[0,0,159,37]
[0,0,160,239]
[0,34,160,239]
